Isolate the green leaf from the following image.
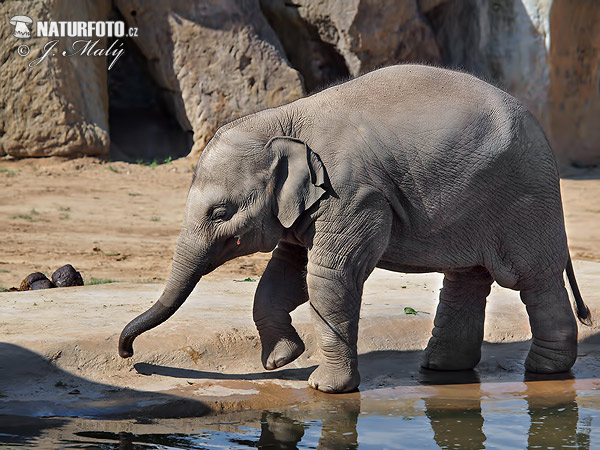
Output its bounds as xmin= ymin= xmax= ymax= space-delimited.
xmin=234 ymin=277 xmax=256 ymax=282
xmin=403 ymin=307 xmax=418 ymax=315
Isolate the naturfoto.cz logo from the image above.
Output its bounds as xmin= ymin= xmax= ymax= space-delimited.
xmin=9 ymin=15 xmax=138 ymax=70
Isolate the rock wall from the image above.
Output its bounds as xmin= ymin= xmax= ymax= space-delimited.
xmin=107 ymin=33 xmax=194 ymax=163
xmin=427 ymin=0 xmax=551 ymax=126
xmin=259 ymin=0 xmax=442 ymax=92
xmin=426 ymin=0 xmax=599 ymax=168
xmin=0 ymin=0 xmax=111 ymax=158
xmin=0 ymin=0 xmax=598 ymax=167
xmin=113 ymin=0 xmax=304 ymax=156
xmin=547 ymin=0 xmax=600 ymax=168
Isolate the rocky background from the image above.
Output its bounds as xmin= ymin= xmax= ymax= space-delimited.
xmin=0 ymin=0 xmax=598 ymax=170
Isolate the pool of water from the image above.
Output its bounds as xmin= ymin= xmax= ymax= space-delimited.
xmin=3 ymin=378 xmax=599 ymax=449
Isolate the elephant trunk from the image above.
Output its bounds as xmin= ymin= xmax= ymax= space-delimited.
xmin=119 ymin=231 xmax=209 ymax=358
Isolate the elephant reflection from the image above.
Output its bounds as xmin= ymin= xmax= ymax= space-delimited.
xmin=423 ymin=377 xmax=591 ymax=450
xmin=257 ymin=396 xmax=360 ymax=449
xmin=424 ymin=387 xmax=486 ymax=449
xmin=256 ymin=375 xmax=590 ymax=450
xmin=525 ymin=379 xmax=590 ymax=449
xmin=317 ymin=397 xmax=360 ymax=450
xmin=420 ymin=369 xmax=485 ymax=449
xmin=257 ymin=412 xmax=304 ymax=449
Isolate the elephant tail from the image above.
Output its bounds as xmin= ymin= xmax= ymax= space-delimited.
xmin=566 ymin=256 xmax=592 ymax=326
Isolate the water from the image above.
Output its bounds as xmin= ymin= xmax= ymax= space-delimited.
xmin=3 ymin=379 xmax=599 ymax=449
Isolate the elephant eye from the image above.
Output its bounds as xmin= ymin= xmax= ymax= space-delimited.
xmin=210 ymin=205 xmax=230 ymax=221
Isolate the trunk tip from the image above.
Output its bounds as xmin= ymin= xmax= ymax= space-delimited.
xmin=119 ymin=347 xmax=134 ymax=358
xmin=118 ymin=332 xmax=135 ymax=358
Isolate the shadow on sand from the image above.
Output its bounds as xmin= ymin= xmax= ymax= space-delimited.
xmin=133 ymin=361 xmax=315 ymax=382
xmin=0 ymin=342 xmax=211 ymax=446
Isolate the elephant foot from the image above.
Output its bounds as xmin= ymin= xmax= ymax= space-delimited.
xmin=261 ymin=331 xmax=305 ymax=370
xmin=421 ymin=268 xmax=491 ymax=371
xmin=421 ymin=335 xmax=482 ymax=371
xmin=524 ymin=337 xmax=577 ymax=374
xmin=520 ymin=285 xmax=578 ymax=374
xmin=307 ymin=361 xmax=360 ymax=393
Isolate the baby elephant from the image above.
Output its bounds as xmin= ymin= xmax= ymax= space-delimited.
xmin=119 ymin=65 xmax=590 ymax=393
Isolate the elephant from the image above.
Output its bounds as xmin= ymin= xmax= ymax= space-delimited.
xmin=118 ymin=64 xmax=590 ymax=393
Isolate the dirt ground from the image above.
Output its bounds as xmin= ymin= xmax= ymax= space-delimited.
xmin=0 ymin=157 xmax=271 ymax=290
xmin=1 ymin=156 xmax=599 ymax=290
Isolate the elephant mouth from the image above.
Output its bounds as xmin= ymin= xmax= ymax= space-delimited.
xmin=218 ymin=234 xmax=250 ymax=262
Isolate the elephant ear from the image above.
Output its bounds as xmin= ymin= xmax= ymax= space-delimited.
xmin=266 ymin=136 xmax=330 ymax=228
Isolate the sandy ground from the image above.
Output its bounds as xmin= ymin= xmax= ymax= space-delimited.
xmin=0 ymin=157 xmax=599 ymax=289
xmin=0 ymin=157 xmax=271 ymax=290
xmin=1 ymin=263 xmax=600 ymax=419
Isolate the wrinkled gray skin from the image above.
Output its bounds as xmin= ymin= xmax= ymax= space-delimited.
xmin=119 ymin=65 xmax=585 ymax=393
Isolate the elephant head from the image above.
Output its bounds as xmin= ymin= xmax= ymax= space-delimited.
xmin=118 ymin=130 xmax=330 ymax=358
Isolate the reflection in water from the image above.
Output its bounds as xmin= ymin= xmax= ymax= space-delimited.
xmin=421 ymin=369 xmax=486 ymax=449
xmin=256 ymin=395 xmax=360 ymax=449
xmin=6 ymin=380 xmax=600 ymax=448
xmin=257 ymin=412 xmax=304 ymax=449
xmin=526 ymin=380 xmax=590 ymax=450
xmin=73 ymin=430 xmax=203 ymax=449
xmin=420 ymin=377 xmax=594 ymax=450
xmin=318 ymin=396 xmax=360 ymax=449
xmin=0 ymin=416 xmax=68 ymax=447
xmin=66 ymin=400 xmax=360 ymax=449
xmin=424 ymin=387 xmax=486 ymax=449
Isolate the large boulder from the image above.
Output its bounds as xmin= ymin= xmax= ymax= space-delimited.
xmin=260 ymin=0 xmax=443 ymax=91
xmin=547 ymin=0 xmax=600 ymax=167
xmin=0 ymin=0 xmax=111 ymax=157
xmin=113 ymin=0 xmax=304 ymax=156
xmin=258 ymin=0 xmax=350 ymax=92
xmin=426 ymin=0 xmax=600 ymax=168
xmin=426 ymin=0 xmax=551 ymax=134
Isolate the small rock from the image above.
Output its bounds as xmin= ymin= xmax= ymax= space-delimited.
xmin=52 ymin=264 xmax=84 ymax=288
xmin=31 ymin=279 xmax=55 ymax=290
xmin=19 ymin=272 xmax=50 ymax=291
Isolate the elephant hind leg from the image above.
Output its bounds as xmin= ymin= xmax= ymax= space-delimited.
xmin=422 ymin=266 xmax=493 ymax=371
xmin=254 ymin=242 xmax=308 ymax=370
xmin=521 ymin=285 xmax=577 ymax=373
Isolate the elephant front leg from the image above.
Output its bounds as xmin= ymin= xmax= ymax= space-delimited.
xmin=253 ymin=241 xmax=308 ymax=370
xmin=303 ymin=191 xmax=391 ymax=393
xmin=306 ymin=262 xmax=363 ymax=393
xmin=422 ymin=267 xmax=493 ymax=371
